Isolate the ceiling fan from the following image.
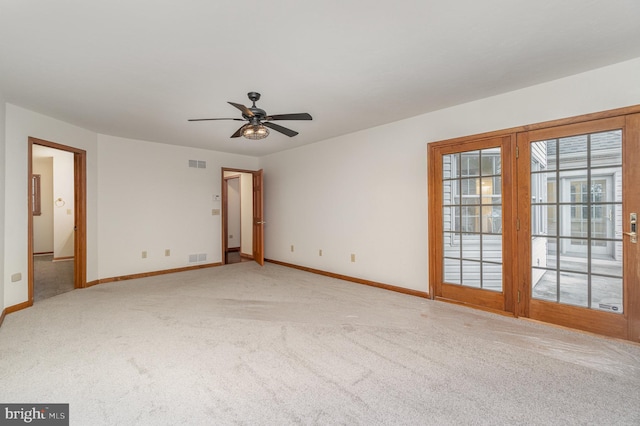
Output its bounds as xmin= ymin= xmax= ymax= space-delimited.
xmin=188 ymin=92 xmax=312 ymax=140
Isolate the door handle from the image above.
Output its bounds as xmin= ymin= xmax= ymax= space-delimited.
xmin=627 ymin=213 xmax=637 ymax=243
xmin=256 ymin=221 xmax=266 ymax=224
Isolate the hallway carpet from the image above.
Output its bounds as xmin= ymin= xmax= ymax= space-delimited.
xmin=33 ymin=254 xmax=74 ymax=302
xmin=1 ymin=262 xmax=639 ymax=425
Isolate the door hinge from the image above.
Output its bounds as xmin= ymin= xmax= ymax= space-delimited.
xmin=517 ymin=290 xmax=521 ymax=304
xmin=516 ymin=218 xmax=520 ymax=231
xmin=516 ymin=146 xmax=519 ymax=158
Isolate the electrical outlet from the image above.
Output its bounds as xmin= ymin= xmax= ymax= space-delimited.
xmin=319 ymin=249 xmax=323 ymax=256
xmin=11 ymin=273 xmax=21 ymax=282
xmin=165 ymin=249 xmax=170 ymax=257
xmin=351 ymin=253 xmax=356 ymax=262
xmin=290 ymin=245 xmax=294 ymax=252
xmin=142 ymin=251 xmax=147 ymax=259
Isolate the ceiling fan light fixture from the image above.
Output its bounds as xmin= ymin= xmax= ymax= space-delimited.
xmin=242 ymin=124 xmax=269 ymax=140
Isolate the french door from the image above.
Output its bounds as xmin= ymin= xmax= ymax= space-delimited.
xmin=429 ymin=110 xmax=640 ymax=341
xmin=517 ymin=115 xmax=640 ymax=340
xmin=429 ymin=135 xmax=516 ymax=313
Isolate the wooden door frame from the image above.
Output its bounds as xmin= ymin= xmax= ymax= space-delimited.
xmin=28 ymin=137 xmax=87 ymax=304
xmin=221 ymin=167 xmax=263 ymax=265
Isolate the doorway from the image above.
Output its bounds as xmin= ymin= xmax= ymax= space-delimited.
xmin=28 ymin=137 xmax=87 ymax=303
xmin=428 ymin=109 xmax=640 ymax=342
xmin=221 ymin=168 xmax=264 ymax=266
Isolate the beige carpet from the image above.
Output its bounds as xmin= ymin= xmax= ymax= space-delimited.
xmin=1 ymin=262 xmax=639 ymax=425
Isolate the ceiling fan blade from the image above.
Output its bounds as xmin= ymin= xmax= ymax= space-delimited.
xmin=231 ymin=124 xmax=247 ymax=138
xmin=228 ymin=102 xmax=254 ymax=117
xmin=188 ymin=118 xmax=245 ymax=122
xmin=266 ymin=113 xmax=312 ymax=121
xmin=263 ymin=121 xmax=299 ymax=137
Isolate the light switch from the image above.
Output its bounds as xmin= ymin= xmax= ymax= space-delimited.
xmin=212 ymin=209 xmax=220 ymax=215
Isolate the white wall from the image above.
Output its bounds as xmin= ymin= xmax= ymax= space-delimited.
xmin=3 ymin=104 xmax=99 ymax=307
xmin=0 ymin=95 xmax=6 ymax=311
xmin=52 ymin=150 xmax=74 ymax=258
xmin=97 ymin=135 xmax=259 ymax=278
xmin=260 ymin=57 xmax=640 ymax=293
xmin=32 ymin=156 xmax=54 ymax=253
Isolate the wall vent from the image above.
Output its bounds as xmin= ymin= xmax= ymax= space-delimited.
xmin=188 ymin=160 xmax=207 ymax=169
xmin=197 ymin=253 xmax=207 ymax=262
xmin=188 ymin=254 xmax=198 ymax=263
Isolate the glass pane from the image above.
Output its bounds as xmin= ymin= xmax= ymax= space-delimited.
xmin=559 ymin=272 xmax=588 ymax=307
xmin=482 ymin=262 xmax=502 ymax=292
xmin=559 ymin=135 xmax=588 ymax=169
xmin=559 ymin=248 xmax=588 ymax=273
xmin=443 ymin=206 xmax=460 ymax=232
xmin=531 ymin=172 xmax=555 ymax=203
xmin=532 ymin=204 xmax=556 ymax=237
xmin=481 ymin=177 xmax=501 ymax=205
xmin=591 ymin=130 xmax=622 ymax=168
xmin=482 ymin=234 xmax=502 ymax=262
xmin=532 ymin=236 xmax=556 ymax=269
xmin=462 ymin=233 xmax=481 ymax=260
xmin=461 ymin=151 xmax=480 ymax=177
xmin=443 ymin=154 xmax=459 ymax=179
xmin=461 ymin=178 xmax=480 ymax=204
xmin=443 ymin=233 xmax=460 ymax=258
xmin=461 ymin=206 xmax=480 ymax=232
xmin=558 ymin=171 xmax=588 ymax=203
xmin=591 ymin=204 xmax=617 ymax=240
xmin=461 ymin=260 xmax=481 ymax=288
xmin=481 ymin=205 xmax=502 ymax=234
xmin=532 ymin=268 xmax=557 ymax=302
xmin=531 ymin=140 xmax=555 ymax=171
xmin=546 ymin=139 xmax=558 ymax=170
xmin=443 ymin=180 xmax=459 ymax=205
xmin=591 ymin=248 xmax=622 ymax=277
xmin=481 ymin=148 xmax=501 ymax=176
xmin=591 ymin=276 xmax=623 ymax=314
xmin=559 ymin=206 xmax=588 ymax=239
xmin=444 ymin=258 xmax=461 ymax=284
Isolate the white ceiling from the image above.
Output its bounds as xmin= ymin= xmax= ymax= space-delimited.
xmin=2 ymin=1 xmax=640 ymax=157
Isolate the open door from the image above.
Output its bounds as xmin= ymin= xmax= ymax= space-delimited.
xmin=252 ymin=169 xmax=264 ymax=265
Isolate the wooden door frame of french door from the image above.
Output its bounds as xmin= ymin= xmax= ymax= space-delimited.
xmin=516 ymin=115 xmax=640 ymax=341
xmin=220 ymin=167 xmax=263 ymax=266
xmin=428 ymin=134 xmax=517 ymax=314
xmin=28 ymin=137 xmax=87 ymax=304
